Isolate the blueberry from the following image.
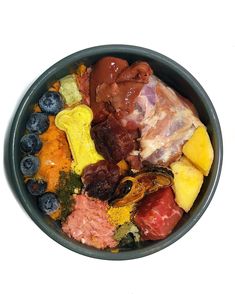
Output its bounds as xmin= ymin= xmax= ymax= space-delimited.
xmin=38 ymin=193 xmax=60 ymax=215
xmin=20 ymin=133 xmax=42 ymax=154
xmin=39 ymin=91 xmax=64 ymax=115
xmin=26 ymin=179 xmax=47 ymax=196
xmin=20 ymin=155 xmax=39 ymax=176
xmin=26 ymin=112 xmax=49 ymax=134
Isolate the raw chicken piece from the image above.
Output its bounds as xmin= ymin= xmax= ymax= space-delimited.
xmin=121 ymin=76 xmax=202 ymax=166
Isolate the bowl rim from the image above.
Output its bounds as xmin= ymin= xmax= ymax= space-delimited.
xmin=5 ymin=44 xmax=223 ymax=260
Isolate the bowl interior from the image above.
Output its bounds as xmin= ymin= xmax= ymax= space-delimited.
xmin=6 ymin=45 xmax=222 ymax=260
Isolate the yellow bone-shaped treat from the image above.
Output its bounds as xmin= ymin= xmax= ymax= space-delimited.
xmin=55 ymin=105 xmax=103 ymax=175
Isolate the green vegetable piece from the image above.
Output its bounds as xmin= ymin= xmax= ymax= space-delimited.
xmin=56 ymin=171 xmax=82 ymax=221
xmin=59 ymin=74 xmax=82 ymax=106
xmin=114 ymin=222 xmax=140 ymax=243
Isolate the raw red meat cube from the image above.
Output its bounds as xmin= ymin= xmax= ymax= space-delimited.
xmin=134 ymin=187 xmax=183 ymax=240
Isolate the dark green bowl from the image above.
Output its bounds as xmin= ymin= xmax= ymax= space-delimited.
xmin=5 ymin=45 xmax=223 ymax=260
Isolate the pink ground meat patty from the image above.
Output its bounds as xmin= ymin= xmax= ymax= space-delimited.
xmin=62 ymin=194 xmax=117 ymax=249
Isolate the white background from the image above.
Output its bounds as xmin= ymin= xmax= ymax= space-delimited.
xmin=1 ymin=0 xmax=234 ymax=293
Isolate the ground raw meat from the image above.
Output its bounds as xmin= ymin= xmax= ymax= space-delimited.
xmin=62 ymin=194 xmax=117 ymax=249
xmin=134 ymin=187 xmax=183 ymax=240
xmin=121 ymin=75 xmax=202 ymax=166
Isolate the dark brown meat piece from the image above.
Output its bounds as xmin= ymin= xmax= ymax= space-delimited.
xmin=126 ymin=154 xmax=142 ymax=171
xmin=89 ymin=58 xmax=153 ymax=123
xmin=90 ymin=57 xmax=128 ymax=123
xmin=82 ymin=160 xmax=120 ymax=201
xmin=96 ymin=81 xmax=144 ymax=119
xmin=116 ymin=61 xmax=153 ymax=83
xmin=91 ymin=115 xmax=135 ymax=163
xmin=95 ymin=62 xmax=153 ymax=120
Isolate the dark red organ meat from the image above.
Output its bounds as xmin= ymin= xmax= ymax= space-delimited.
xmin=116 ymin=61 xmax=153 ymax=83
xmin=91 ymin=115 xmax=135 ymax=163
xmin=89 ymin=57 xmax=152 ymax=123
xmin=90 ymin=57 xmax=128 ymax=123
xmin=96 ymin=81 xmax=144 ymax=118
xmin=82 ymin=160 xmax=120 ymax=200
xmin=134 ymin=187 xmax=183 ymax=240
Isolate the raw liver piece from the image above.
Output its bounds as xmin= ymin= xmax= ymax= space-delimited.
xmin=134 ymin=187 xmax=183 ymax=240
xmin=89 ymin=57 xmax=152 ymax=123
xmin=89 ymin=57 xmax=128 ymax=123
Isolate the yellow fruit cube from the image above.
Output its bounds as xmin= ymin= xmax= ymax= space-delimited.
xmin=183 ymin=126 xmax=214 ymax=176
xmin=170 ymin=157 xmax=204 ymax=212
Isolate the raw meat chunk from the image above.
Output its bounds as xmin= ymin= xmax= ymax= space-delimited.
xmin=122 ymin=76 xmax=202 ymax=166
xmin=134 ymin=187 xmax=183 ymax=240
xmin=89 ymin=57 xmax=152 ymax=123
xmin=91 ymin=115 xmax=134 ymax=163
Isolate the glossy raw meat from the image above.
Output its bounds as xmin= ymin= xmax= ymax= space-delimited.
xmin=89 ymin=57 xmax=152 ymax=123
xmin=134 ymin=187 xmax=183 ymax=240
xmin=91 ymin=115 xmax=135 ymax=163
xmin=121 ymin=76 xmax=202 ymax=166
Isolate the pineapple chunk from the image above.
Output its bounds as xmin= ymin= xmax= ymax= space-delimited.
xmin=183 ymin=126 xmax=214 ymax=176
xmin=170 ymin=157 xmax=204 ymax=212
